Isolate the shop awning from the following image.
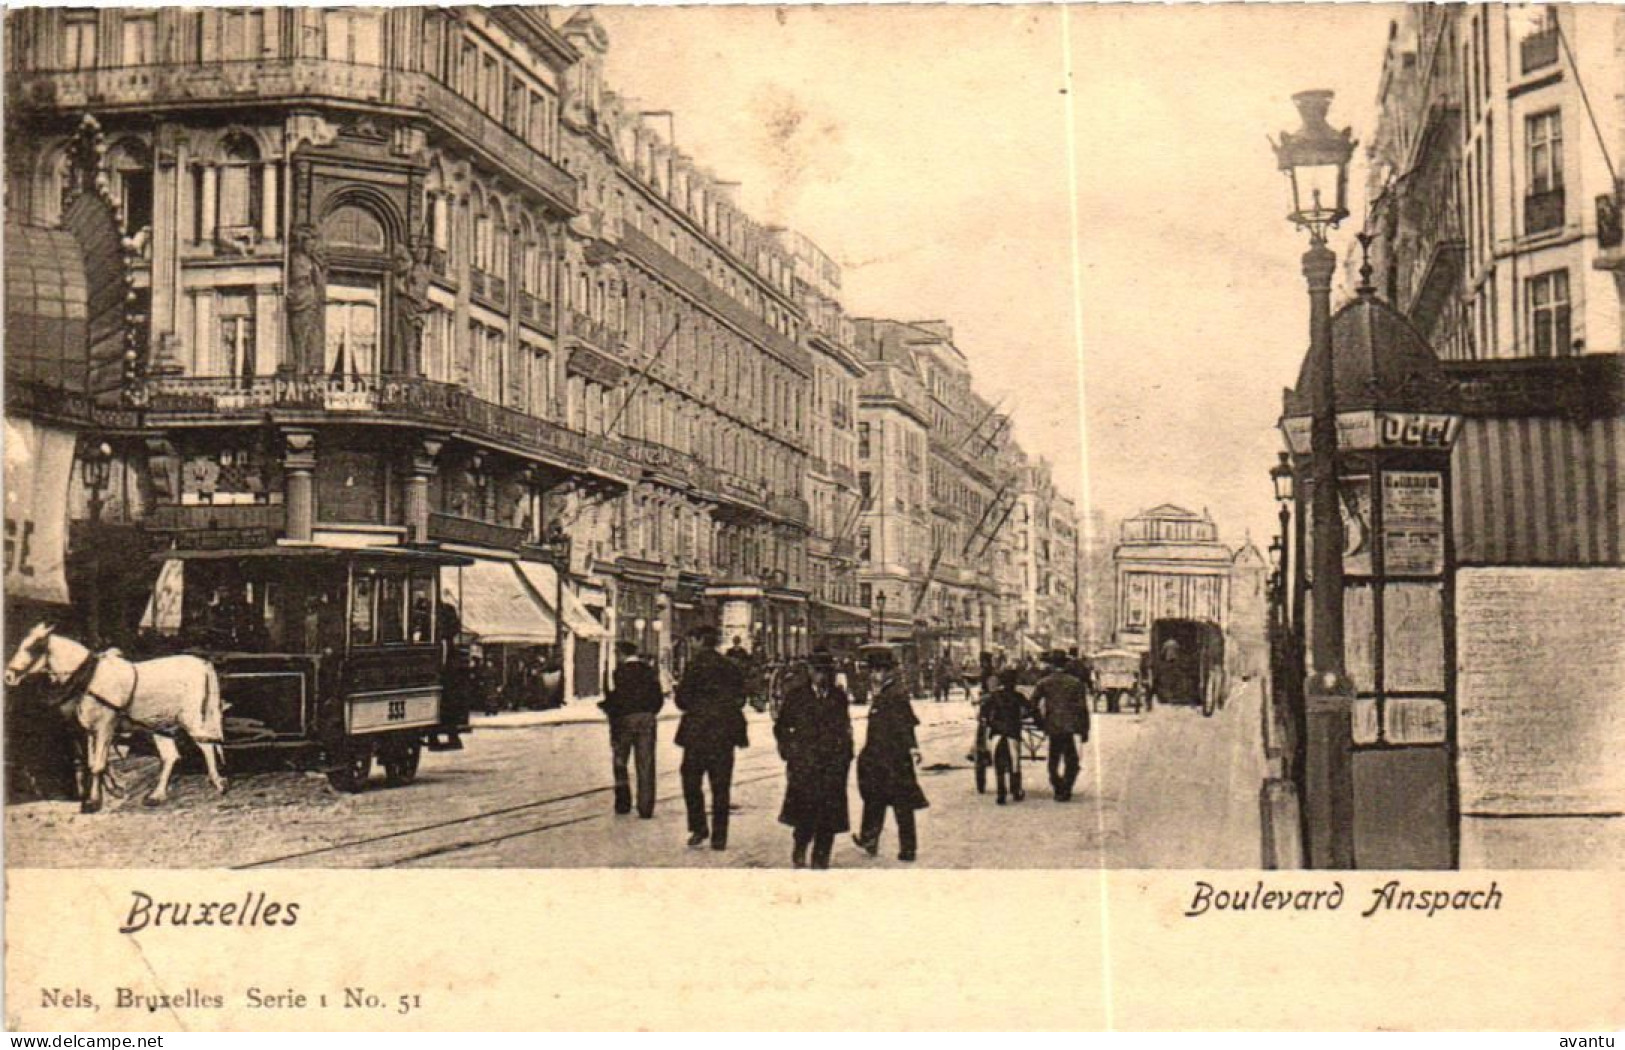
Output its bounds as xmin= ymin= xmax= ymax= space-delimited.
xmin=515 ymin=561 xmax=606 ymax=640
xmin=445 ymin=558 xmax=556 ymax=645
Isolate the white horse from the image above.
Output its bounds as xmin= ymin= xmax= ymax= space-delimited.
xmin=5 ymin=623 xmax=228 ymax=812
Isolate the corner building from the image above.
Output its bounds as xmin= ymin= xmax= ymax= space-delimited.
xmin=5 ymin=7 xmax=829 ymax=695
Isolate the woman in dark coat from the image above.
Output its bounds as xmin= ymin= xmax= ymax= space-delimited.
xmin=774 ymin=658 xmax=853 ymax=869
xmin=853 ymin=649 xmax=929 ymax=862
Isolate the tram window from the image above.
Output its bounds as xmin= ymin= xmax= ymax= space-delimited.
xmin=181 ymin=563 xmax=258 ymax=648
xmin=302 ymin=581 xmax=346 ymax=654
xmin=377 ymin=573 xmax=407 ymax=645
xmin=350 ymin=574 xmax=377 ymax=646
xmin=408 ymin=572 xmax=435 ymax=643
xmin=261 ymin=580 xmax=292 ymax=650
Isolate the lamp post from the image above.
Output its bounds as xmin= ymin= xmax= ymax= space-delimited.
xmin=1273 ymin=89 xmax=1356 ymax=868
xmin=541 ymin=521 xmax=573 ymax=699
xmin=874 ymin=591 xmax=887 ymax=645
xmin=1270 ymin=452 xmax=1294 ymax=627
xmin=80 ymin=441 xmax=113 ymax=646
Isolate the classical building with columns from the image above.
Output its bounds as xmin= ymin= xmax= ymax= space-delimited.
xmin=1111 ymin=504 xmax=1234 ymax=651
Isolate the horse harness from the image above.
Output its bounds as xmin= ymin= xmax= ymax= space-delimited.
xmin=57 ymin=646 xmax=142 ymax=714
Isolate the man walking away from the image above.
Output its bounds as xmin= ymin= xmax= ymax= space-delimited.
xmin=1032 ymin=650 xmax=1090 ymax=802
xmin=600 ymin=640 xmax=664 ymax=818
xmin=775 ymin=652 xmax=853 ymax=869
xmin=675 ymin=625 xmax=748 ymax=850
xmin=981 ymin=668 xmax=1028 ymax=805
xmin=854 ymin=645 xmax=929 ymax=862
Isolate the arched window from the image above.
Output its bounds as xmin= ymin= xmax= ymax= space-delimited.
xmin=322 ymin=203 xmax=386 ymax=252
xmin=473 ymin=211 xmax=492 ymax=276
xmin=489 ymin=199 xmax=509 ymax=282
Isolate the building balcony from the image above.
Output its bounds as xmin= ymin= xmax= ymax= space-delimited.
xmin=1525 ymin=187 xmax=1566 ymax=236
xmin=427 ymin=511 xmax=525 ymax=551
xmin=770 ymin=493 xmax=811 ymax=528
xmin=614 ymin=435 xmax=700 ymax=489
xmin=564 ymin=309 xmax=622 ymax=355
xmin=519 ymin=293 xmax=555 ymax=334
xmin=1403 ymin=235 xmax=1467 ymax=332
xmin=829 ymin=462 xmax=857 ymax=489
xmin=140 ymin=373 xmax=640 ymax=483
xmin=9 ymin=60 xmax=577 ymax=214
xmin=1520 ymin=28 xmax=1560 ymax=75
xmin=715 ymin=471 xmax=769 ymax=511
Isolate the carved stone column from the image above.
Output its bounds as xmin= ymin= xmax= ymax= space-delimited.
xmin=404 ymin=433 xmax=445 ymax=544
xmin=282 ymin=428 xmax=317 ymax=542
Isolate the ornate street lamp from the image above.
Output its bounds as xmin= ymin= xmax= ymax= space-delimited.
xmin=874 ymin=590 xmax=887 ymax=645
xmin=1273 ymin=89 xmax=1356 ymax=868
xmin=1270 ymin=451 xmax=1293 ymax=602
xmin=1273 ymin=89 xmax=1354 ymax=687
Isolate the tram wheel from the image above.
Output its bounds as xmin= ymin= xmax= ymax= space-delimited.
xmin=327 ymin=744 xmax=373 ymax=794
xmin=382 ymin=742 xmax=422 ymax=787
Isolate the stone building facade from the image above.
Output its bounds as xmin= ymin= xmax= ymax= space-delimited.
xmin=4 ymin=6 xmax=1077 ymax=691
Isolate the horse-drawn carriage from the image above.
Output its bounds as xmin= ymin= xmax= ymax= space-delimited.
xmin=1090 ymin=647 xmax=1147 ymax=714
xmin=146 ymin=544 xmax=474 ymax=792
xmin=1148 ymin=618 xmax=1227 ymax=717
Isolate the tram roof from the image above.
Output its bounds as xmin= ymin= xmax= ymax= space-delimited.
xmin=152 ymin=544 xmax=474 ymax=567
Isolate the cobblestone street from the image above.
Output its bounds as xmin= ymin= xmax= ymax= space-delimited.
xmin=6 ymin=681 xmax=1264 ymax=870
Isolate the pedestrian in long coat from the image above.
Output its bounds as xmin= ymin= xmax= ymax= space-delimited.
xmin=675 ymin=625 xmax=749 ymax=850
xmin=775 ymin=657 xmax=853 ymax=869
xmin=854 ymin=648 xmax=928 ymax=862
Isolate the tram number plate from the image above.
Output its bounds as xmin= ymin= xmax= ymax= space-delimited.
xmin=347 ymin=689 xmax=440 ymax=734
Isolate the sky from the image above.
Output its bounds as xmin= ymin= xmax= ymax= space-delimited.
xmin=590 ymin=3 xmax=1400 ymax=549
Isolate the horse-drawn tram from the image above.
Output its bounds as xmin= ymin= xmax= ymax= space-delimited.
xmin=145 ymin=544 xmax=474 ymax=792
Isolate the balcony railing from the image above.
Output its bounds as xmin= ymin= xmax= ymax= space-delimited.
xmin=427 ymin=512 xmax=525 ymax=551
xmin=146 ymin=503 xmax=286 ymax=537
xmin=564 ymin=309 xmax=623 ymax=354
xmin=1520 ymin=28 xmax=1559 ymax=74
xmin=716 ymin=471 xmax=769 ymax=508
xmin=141 ymin=373 xmax=640 ymax=482
xmin=10 ymin=60 xmax=576 ymax=212
xmin=770 ymin=493 xmax=811 ymax=527
xmin=615 ymin=436 xmax=702 ymax=487
xmin=519 ymin=293 xmax=555 ymax=333
xmin=1525 ymin=187 xmax=1566 ymax=236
